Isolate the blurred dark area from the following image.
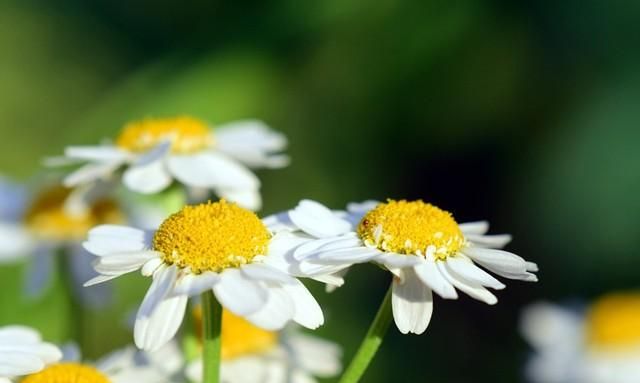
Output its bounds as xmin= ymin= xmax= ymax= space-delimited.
xmin=1 ymin=0 xmax=640 ymax=382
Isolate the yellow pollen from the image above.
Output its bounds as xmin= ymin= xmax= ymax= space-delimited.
xmin=357 ymin=199 xmax=465 ymax=259
xmin=153 ymin=200 xmax=270 ymax=273
xmin=586 ymin=292 xmax=640 ymax=349
xmin=193 ymin=307 xmax=278 ymax=360
xmin=22 ymin=363 xmax=110 ymax=383
xmin=24 ymin=186 xmax=123 ymax=241
xmin=116 ymin=116 xmax=214 ymax=154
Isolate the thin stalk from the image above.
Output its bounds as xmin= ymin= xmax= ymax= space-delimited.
xmin=57 ymin=249 xmax=84 ymax=347
xmin=201 ymin=290 xmax=223 ymax=383
xmin=338 ymin=284 xmax=394 ymax=383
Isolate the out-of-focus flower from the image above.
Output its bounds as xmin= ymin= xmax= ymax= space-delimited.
xmin=186 ymin=308 xmax=341 ymax=383
xmin=270 ymin=199 xmax=538 ymax=334
xmin=521 ymin=292 xmax=640 ymax=383
xmin=0 ymin=178 xmax=123 ymax=306
xmin=52 ymin=116 xmax=288 ymax=211
xmin=19 ymin=342 xmax=184 ymax=383
xmin=0 ymin=325 xmax=62 ymax=382
xmin=83 ymin=200 xmax=323 ymax=352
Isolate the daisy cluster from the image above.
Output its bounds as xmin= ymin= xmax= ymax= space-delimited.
xmin=1 ymin=115 xmax=540 ymax=382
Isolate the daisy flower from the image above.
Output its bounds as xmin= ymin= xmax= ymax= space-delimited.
xmin=19 ymin=342 xmax=184 ymax=383
xmin=521 ymin=293 xmax=640 ymax=383
xmin=0 ymin=325 xmax=62 ymax=382
xmin=54 ymin=116 xmax=288 ymax=211
xmin=0 ymin=178 xmax=123 ymax=305
xmin=276 ymin=199 xmax=538 ymax=334
xmin=83 ymin=200 xmax=324 ymax=352
xmin=186 ymin=308 xmax=342 ymax=383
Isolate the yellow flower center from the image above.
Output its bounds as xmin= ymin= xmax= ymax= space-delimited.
xmin=194 ymin=307 xmax=278 ymax=360
xmin=24 ymin=186 xmax=123 ymax=241
xmin=357 ymin=199 xmax=465 ymax=259
xmin=586 ymin=292 xmax=640 ymax=349
xmin=116 ymin=116 xmax=214 ymax=154
xmin=22 ymin=363 xmax=110 ymax=383
xmin=153 ymin=200 xmax=270 ymax=273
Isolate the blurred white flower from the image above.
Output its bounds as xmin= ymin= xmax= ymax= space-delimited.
xmin=0 ymin=325 xmax=62 ymax=382
xmin=268 ymin=199 xmax=538 ymax=334
xmin=51 ymin=116 xmax=288 ymax=211
xmin=186 ymin=309 xmax=341 ymax=383
xmin=83 ymin=200 xmax=323 ymax=352
xmin=521 ymin=293 xmax=640 ymax=383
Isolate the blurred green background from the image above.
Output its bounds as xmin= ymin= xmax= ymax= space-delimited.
xmin=1 ymin=0 xmax=640 ymax=382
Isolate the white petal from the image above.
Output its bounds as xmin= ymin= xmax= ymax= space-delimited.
xmin=0 ymin=354 xmax=44 ymax=376
xmin=294 ymin=235 xmax=355 ymax=259
xmin=215 ymin=119 xmax=288 ymax=168
xmin=526 ymin=261 xmax=539 ymax=272
xmin=375 ymin=253 xmax=424 ymax=269
xmin=213 ymin=269 xmax=268 ymax=316
xmin=458 ymin=221 xmax=489 ymax=235
xmin=84 ymin=274 xmax=120 ymax=287
xmin=134 ymin=141 xmax=171 ymax=166
xmin=123 ymin=159 xmax=172 ymax=194
xmin=92 ymin=251 xmax=158 ymax=276
xmin=281 ymin=279 xmax=324 ymax=329
xmin=241 ymin=264 xmax=295 ymax=284
xmin=287 ymin=333 xmax=342 ymax=377
xmin=296 ymin=260 xmax=351 ymax=277
xmin=245 ymin=285 xmax=295 ymax=330
xmin=308 ymin=247 xmax=380 ymax=265
xmin=413 ymin=261 xmax=458 ymax=299
xmin=64 ymin=161 xmax=123 ymax=187
xmin=141 ymin=258 xmax=164 ymax=277
xmin=85 ymin=225 xmax=147 ymax=256
xmin=391 ymin=271 xmax=433 ymax=334
xmin=167 ymin=152 xmax=259 ymax=189
xmin=137 ymin=266 xmax=178 ymax=318
xmin=462 ymin=247 xmax=527 ymax=274
xmin=445 ymin=255 xmax=505 ymax=290
xmin=0 ymin=223 xmax=33 ymax=261
xmin=438 ymin=261 xmax=497 ymax=305
xmin=172 ymin=272 xmax=220 ymax=296
xmin=64 ymin=145 xmax=130 ymax=161
xmin=519 ymin=302 xmax=583 ymax=351
xmin=134 ymin=294 xmax=188 ymax=352
xmin=465 ymin=234 xmax=512 ymax=249
xmin=288 ymin=200 xmax=352 ymax=238
xmin=0 ymin=326 xmax=40 ymax=343
xmin=215 ymin=187 xmax=261 ymax=211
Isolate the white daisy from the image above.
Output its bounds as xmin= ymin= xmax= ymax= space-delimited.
xmin=0 ymin=178 xmax=124 ymax=305
xmin=0 ymin=325 xmax=62 ymax=382
xmin=54 ymin=116 xmax=289 ymax=211
xmin=83 ymin=200 xmax=324 ymax=352
xmin=521 ymin=293 xmax=640 ymax=383
xmin=272 ymin=199 xmax=538 ymax=334
xmin=186 ymin=309 xmax=341 ymax=383
xmin=19 ymin=342 xmax=184 ymax=383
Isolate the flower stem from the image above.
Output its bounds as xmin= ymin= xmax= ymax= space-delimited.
xmin=338 ymin=284 xmax=394 ymax=383
xmin=201 ymin=290 xmax=223 ymax=383
xmin=57 ymin=249 xmax=84 ymax=348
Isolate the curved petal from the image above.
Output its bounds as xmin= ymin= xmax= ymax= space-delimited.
xmin=458 ymin=221 xmax=489 ymax=235
xmin=64 ymin=161 xmax=123 ymax=187
xmin=213 ymin=269 xmax=268 ymax=316
xmin=84 ymin=225 xmax=147 ymax=256
xmin=465 ymin=234 xmax=512 ymax=249
xmin=137 ymin=266 xmax=178 ymax=318
xmin=437 ymin=261 xmax=497 ymax=305
xmin=245 ymin=284 xmax=295 ymax=330
xmin=281 ymin=279 xmax=324 ymax=329
xmin=288 ymin=200 xmax=352 ymax=238
xmin=64 ymin=146 xmax=130 ymax=162
xmin=414 ymin=260 xmax=458 ymax=299
xmin=215 ymin=119 xmax=289 ymax=168
xmin=172 ymin=272 xmax=220 ymax=297
xmin=123 ymin=160 xmax=172 ymax=194
xmin=134 ymin=294 xmax=188 ymax=352
xmin=167 ymin=152 xmax=259 ymax=189
xmin=215 ymin=187 xmax=261 ymax=211
xmin=391 ymin=270 xmax=433 ymax=334
xmin=446 ymin=255 xmax=505 ymax=290
xmin=241 ymin=264 xmax=295 ymax=284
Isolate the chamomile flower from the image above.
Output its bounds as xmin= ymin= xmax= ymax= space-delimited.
xmin=0 ymin=325 xmax=62 ymax=382
xmin=186 ymin=309 xmax=341 ymax=383
xmin=54 ymin=116 xmax=288 ymax=211
xmin=0 ymin=178 xmax=123 ymax=305
xmin=521 ymin=293 xmax=640 ymax=383
xmin=20 ymin=342 xmax=184 ymax=383
xmin=83 ymin=200 xmax=324 ymax=352
xmin=276 ymin=199 xmax=538 ymax=334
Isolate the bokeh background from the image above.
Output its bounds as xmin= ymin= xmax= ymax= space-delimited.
xmin=1 ymin=1 xmax=640 ymax=382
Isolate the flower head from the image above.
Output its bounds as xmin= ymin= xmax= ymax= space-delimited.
xmin=84 ymin=200 xmax=323 ymax=352
xmin=53 ymin=116 xmax=289 ymax=210
xmin=268 ymin=198 xmax=538 ymax=334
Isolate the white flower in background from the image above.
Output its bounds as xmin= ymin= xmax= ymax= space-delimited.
xmin=273 ymin=199 xmax=538 ymax=334
xmin=0 ymin=325 xmax=62 ymax=382
xmin=54 ymin=116 xmax=289 ymax=211
xmin=0 ymin=178 xmax=123 ymax=306
xmin=83 ymin=200 xmax=324 ymax=352
xmin=186 ymin=309 xmax=341 ymax=383
xmin=521 ymin=293 xmax=640 ymax=383
xmin=18 ymin=342 xmax=183 ymax=383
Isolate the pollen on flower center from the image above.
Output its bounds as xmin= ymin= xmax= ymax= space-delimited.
xmin=153 ymin=200 xmax=270 ymax=273
xmin=22 ymin=363 xmax=110 ymax=383
xmin=116 ymin=116 xmax=214 ymax=154
xmin=194 ymin=307 xmax=277 ymax=360
xmin=357 ymin=199 xmax=465 ymax=259
xmin=24 ymin=186 xmax=123 ymax=241
xmin=586 ymin=292 xmax=640 ymax=349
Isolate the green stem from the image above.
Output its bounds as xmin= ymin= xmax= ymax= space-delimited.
xmin=201 ymin=291 xmax=223 ymax=383
xmin=338 ymin=284 xmax=394 ymax=383
xmin=57 ymin=249 xmax=84 ymax=348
